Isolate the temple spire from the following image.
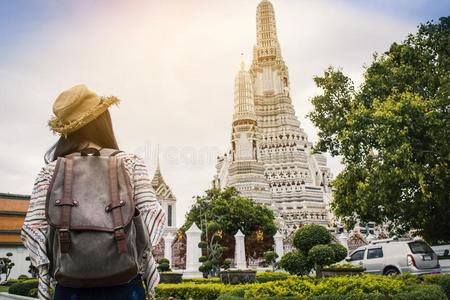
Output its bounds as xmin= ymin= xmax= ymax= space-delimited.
xmin=156 ymin=144 xmax=160 ymax=171
xmin=152 ymin=144 xmax=165 ymax=188
xmin=255 ymin=0 xmax=282 ymax=62
xmin=233 ymin=59 xmax=256 ymax=123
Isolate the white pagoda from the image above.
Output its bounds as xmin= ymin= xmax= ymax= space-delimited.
xmin=213 ymin=0 xmax=333 ymax=235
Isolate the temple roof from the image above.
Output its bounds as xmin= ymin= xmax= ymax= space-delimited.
xmin=151 ymin=158 xmax=176 ymax=201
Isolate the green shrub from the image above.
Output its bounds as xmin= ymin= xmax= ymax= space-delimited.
xmin=157 ymin=257 xmax=171 ymax=272
xmin=161 ymin=274 xmax=449 ymax=300
xmin=302 ymin=294 xmax=380 ymax=300
xmin=243 ymin=275 xmax=408 ymax=299
xmin=8 ymin=279 xmax=38 ymax=297
xmin=223 ymin=258 xmax=232 ymax=270
xmin=28 ymin=287 xmax=38 ymax=298
xmin=5 ymin=279 xmax=23 ymax=286
xmin=155 ymin=282 xmax=241 ymax=300
xmin=328 ymin=243 xmax=348 ymax=262
xmin=17 ymin=274 xmax=29 ymax=280
xmin=278 ymin=250 xmax=311 ymax=275
xmin=309 ymin=245 xmax=335 ymax=268
xmin=293 ymin=224 xmax=332 ymax=253
xmin=182 ymin=277 xmax=221 ymax=284
xmin=256 ymin=272 xmax=289 ymax=283
xmin=217 ymin=288 xmax=245 ymax=300
xmin=243 ymin=277 xmax=315 ymax=299
xmin=421 ymin=274 xmax=450 ymax=299
xmin=325 ymin=263 xmax=362 ymax=269
xmin=313 ymin=274 xmax=405 ymax=297
xmin=391 ymin=283 xmax=446 ymax=300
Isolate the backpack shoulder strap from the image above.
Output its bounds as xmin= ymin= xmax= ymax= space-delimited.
xmin=108 ymin=156 xmax=127 ymax=254
xmin=100 ymin=148 xmax=123 ymax=157
xmin=59 ymin=157 xmax=76 ymax=253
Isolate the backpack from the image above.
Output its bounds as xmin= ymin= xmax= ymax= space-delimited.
xmin=45 ymin=148 xmax=150 ymax=288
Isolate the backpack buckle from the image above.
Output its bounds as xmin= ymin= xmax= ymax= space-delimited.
xmin=113 ymin=226 xmax=127 ymax=253
xmin=113 ymin=226 xmax=124 ymax=231
xmin=59 ymin=228 xmax=71 ymax=253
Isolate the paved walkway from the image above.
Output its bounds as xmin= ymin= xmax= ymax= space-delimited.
xmin=0 ymin=293 xmax=34 ymax=300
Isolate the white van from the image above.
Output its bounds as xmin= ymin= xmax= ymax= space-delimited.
xmin=346 ymin=238 xmax=441 ymax=275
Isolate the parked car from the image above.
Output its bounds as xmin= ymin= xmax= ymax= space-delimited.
xmin=345 ymin=238 xmax=441 ymax=275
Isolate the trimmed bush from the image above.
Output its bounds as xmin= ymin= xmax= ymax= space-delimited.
xmin=243 ymin=277 xmax=316 ymax=299
xmin=5 ymin=279 xmax=23 ymax=286
xmin=391 ymin=283 xmax=446 ymax=300
xmin=157 ymin=257 xmax=171 ymax=272
xmin=307 ymin=295 xmax=383 ymax=300
xmin=309 ymin=245 xmax=335 ymax=267
xmin=182 ymin=277 xmax=221 ymax=284
xmin=314 ymin=275 xmax=405 ymax=297
xmin=328 ymin=243 xmax=348 ymax=262
xmin=278 ymin=250 xmax=311 ymax=275
xmin=243 ymin=275 xmax=407 ymax=299
xmin=422 ymin=274 xmax=450 ymax=299
xmin=28 ymin=288 xmax=38 ymax=298
xmin=162 ymin=274 xmax=449 ymax=300
xmin=217 ymin=288 xmax=245 ymax=300
xmin=256 ymin=272 xmax=289 ymax=283
xmin=17 ymin=274 xmax=29 ymax=280
xmin=8 ymin=279 xmax=38 ymax=297
xmin=293 ymin=224 xmax=332 ymax=253
xmin=155 ymin=282 xmax=241 ymax=300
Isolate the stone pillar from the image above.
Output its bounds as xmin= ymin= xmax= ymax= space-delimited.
xmin=234 ymin=229 xmax=247 ymax=269
xmin=274 ymin=231 xmax=284 ymax=261
xmin=184 ymin=223 xmax=202 ymax=278
xmin=164 ymin=232 xmax=175 ymax=268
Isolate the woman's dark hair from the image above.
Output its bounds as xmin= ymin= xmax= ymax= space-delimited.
xmin=45 ymin=110 xmax=119 ymax=163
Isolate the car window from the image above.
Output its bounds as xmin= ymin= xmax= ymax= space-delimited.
xmin=408 ymin=241 xmax=433 ymax=254
xmin=367 ymin=248 xmax=383 ymax=259
xmin=350 ymin=250 xmax=365 ymax=261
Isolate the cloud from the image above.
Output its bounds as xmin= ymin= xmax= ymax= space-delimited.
xmin=0 ymin=0 xmax=443 ymax=226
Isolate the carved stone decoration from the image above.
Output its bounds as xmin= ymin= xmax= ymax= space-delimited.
xmin=171 ymin=233 xmax=187 ymax=270
xmin=152 ymin=238 xmax=165 ymax=263
xmin=347 ymin=232 xmax=368 ymax=251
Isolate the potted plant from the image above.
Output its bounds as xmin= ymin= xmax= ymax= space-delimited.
xmin=157 ymin=258 xmax=182 ymax=283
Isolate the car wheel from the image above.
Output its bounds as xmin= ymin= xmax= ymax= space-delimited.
xmin=383 ymin=267 xmax=400 ymax=276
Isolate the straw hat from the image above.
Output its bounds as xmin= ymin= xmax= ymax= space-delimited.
xmin=48 ymin=84 xmax=120 ymax=135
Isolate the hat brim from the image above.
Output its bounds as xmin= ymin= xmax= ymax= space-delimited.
xmin=49 ymin=96 xmax=120 ymax=135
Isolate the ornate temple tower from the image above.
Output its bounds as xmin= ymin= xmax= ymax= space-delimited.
xmin=151 ymin=156 xmax=177 ymax=234
xmin=214 ymin=59 xmax=272 ymax=204
xmin=213 ymin=0 xmax=333 ymax=234
xmin=251 ymin=0 xmax=332 ymax=230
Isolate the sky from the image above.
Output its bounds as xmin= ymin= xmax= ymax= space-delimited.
xmin=0 ymin=0 xmax=448 ymax=227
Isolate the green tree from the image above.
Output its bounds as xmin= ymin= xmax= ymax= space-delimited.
xmin=198 ymin=221 xmax=228 ymax=277
xmin=328 ymin=243 xmax=348 ymax=262
xmin=0 ymin=252 xmax=15 ymax=281
xmin=308 ymin=16 xmax=450 ymax=243
xmin=157 ymin=258 xmax=171 ymax=273
xmin=278 ymin=250 xmax=310 ymax=276
xmin=183 ymin=187 xmax=277 ymax=259
xmin=263 ymin=250 xmax=279 ymax=271
xmin=279 ymin=225 xmax=347 ymax=277
xmin=293 ymin=224 xmax=332 ymax=253
xmin=308 ymin=245 xmax=335 ymax=278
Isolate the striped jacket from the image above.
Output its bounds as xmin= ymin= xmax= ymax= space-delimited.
xmin=21 ymin=153 xmax=165 ymax=300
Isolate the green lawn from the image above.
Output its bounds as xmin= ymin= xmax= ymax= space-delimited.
xmin=0 ymin=285 xmax=9 ymax=293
